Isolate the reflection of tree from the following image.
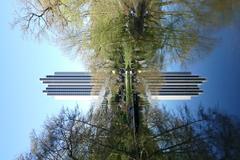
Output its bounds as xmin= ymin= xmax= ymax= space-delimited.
xmin=17 ymin=105 xmax=240 ymax=160
xmin=15 ymin=0 xmax=240 ymax=69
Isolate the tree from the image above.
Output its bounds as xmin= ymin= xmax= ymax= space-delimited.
xmin=17 ymin=104 xmax=240 ymax=160
xmin=15 ymin=0 xmax=240 ymax=70
xmin=17 ymin=107 xmax=95 ymax=160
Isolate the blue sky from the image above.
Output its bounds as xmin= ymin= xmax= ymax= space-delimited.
xmin=0 ymin=1 xmax=91 ymax=159
xmin=159 ymin=24 xmax=240 ymax=116
xmin=1 ymin=1 xmax=240 ymax=160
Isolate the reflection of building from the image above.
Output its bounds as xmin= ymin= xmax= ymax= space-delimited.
xmin=40 ymin=72 xmax=103 ymax=100
xmin=143 ymin=72 xmax=206 ymax=100
xmin=40 ymin=72 xmax=206 ymax=100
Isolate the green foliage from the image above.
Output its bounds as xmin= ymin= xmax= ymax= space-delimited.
xmin=16 ymin=0 xmax=240 ymax=70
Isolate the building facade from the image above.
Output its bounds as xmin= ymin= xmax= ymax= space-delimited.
xmin=40 ymin=72 xmax=206 ymax=100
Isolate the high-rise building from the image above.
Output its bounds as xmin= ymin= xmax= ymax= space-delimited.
xmin=40 ymin=72 xmax=206 ymax=100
